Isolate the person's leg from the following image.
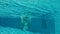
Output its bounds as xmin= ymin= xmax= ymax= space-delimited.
xmin=21 ymin=16 xmax=30 ymax=31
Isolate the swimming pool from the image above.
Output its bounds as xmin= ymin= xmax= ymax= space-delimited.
xmin=0 ymin=0 xmax=60 ymax=34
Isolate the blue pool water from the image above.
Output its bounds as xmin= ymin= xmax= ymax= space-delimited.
xmin=0 ymin=0 xmax=60 ymax=34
